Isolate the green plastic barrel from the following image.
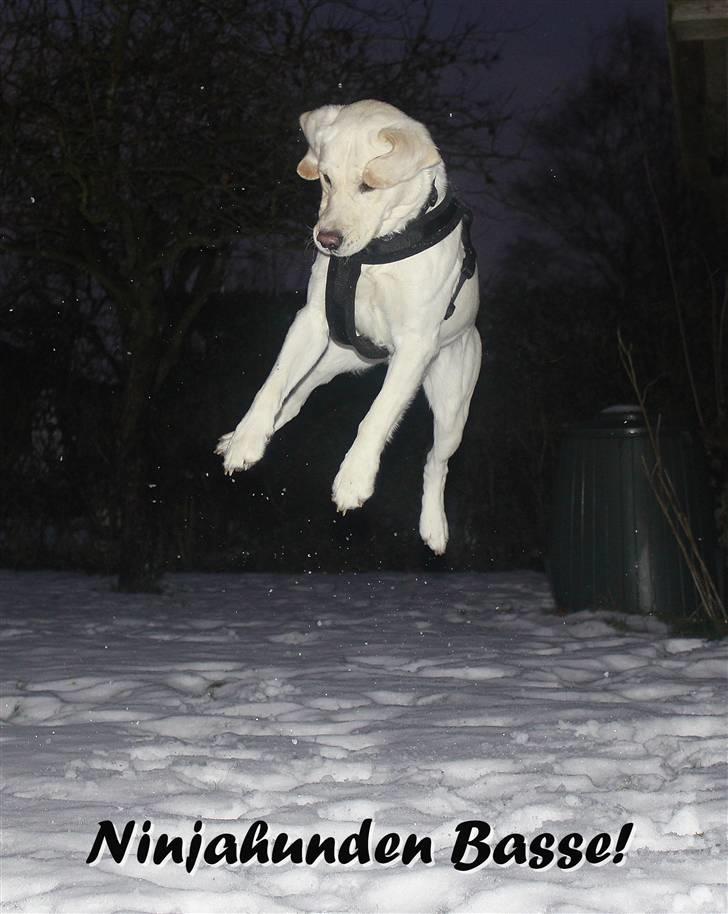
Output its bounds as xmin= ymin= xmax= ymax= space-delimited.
xmin=549 ymin=405 xmax=721 ymax=617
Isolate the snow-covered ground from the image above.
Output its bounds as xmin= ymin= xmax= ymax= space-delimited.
xmin=0 ymin=570 xmax=726 ymax=914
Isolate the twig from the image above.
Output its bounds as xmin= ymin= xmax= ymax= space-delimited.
xmin=618 ymin=330 xmax=726 ymax=630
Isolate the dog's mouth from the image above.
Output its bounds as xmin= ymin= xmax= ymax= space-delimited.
xmin=315 ymin=242 xmax=345 ymax=257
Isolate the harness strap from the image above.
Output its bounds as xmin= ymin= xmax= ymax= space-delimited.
xmin=326 ymin=257 xmax=377 ymax=358
xmin=444 ymin=206 xmax=476 ymax=320
xmin=325 ymin=184 xmax=476 ymax=360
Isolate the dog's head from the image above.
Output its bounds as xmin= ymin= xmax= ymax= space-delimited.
xmin=297 ymin=100 xmax=443 ymax=257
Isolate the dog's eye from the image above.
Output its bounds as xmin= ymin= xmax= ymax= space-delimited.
xmin=322 ymin=173 xmax=332 ymax=187
xmin=359 ymin=181 xmax=375 ymax=193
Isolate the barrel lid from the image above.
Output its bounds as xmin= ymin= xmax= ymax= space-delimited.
xmin=589 ymin=405 xmax=645 ymax=428
xmin=566 ymin=405 xmax=664 ymax=438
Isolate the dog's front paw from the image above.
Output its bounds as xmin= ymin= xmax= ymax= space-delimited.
xmin=216 ymin=420 xmax=269 ymax=475
xmin=332 ymin=449 xmax=378 ymax=513
xmin=214 ymin=432 xmax=234 ymax=457
xmin=419 ymin=507 xmax=449 ymax=555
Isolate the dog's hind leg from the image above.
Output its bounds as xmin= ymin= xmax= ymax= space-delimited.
xmin=273 ymin=343 xmax=375 ymax=433
xmin=420 ymin=327 xmax=482 ymax=554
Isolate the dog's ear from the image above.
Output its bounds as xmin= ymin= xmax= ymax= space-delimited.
xmin=296 ymin=105 xmax=342 ymax=180
xmin=363 ymin=123 xmax=441 ymax=188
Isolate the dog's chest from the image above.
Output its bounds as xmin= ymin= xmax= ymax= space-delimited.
xmin=351 ymin=264 xmax=411 ymax=349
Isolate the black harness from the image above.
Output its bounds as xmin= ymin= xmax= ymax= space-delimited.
xmin=324 ymin=184 xmax=477 ymax=360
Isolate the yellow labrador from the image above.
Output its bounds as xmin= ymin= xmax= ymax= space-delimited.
xmin=216 ymin=100 xmax=481 ymax=554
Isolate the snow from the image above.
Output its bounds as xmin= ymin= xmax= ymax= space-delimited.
xmin=1 ymin=569 xmax=726 ymax=913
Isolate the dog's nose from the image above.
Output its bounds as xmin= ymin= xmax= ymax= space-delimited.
xmin=317 ymin=229 xmax=343 ymax=251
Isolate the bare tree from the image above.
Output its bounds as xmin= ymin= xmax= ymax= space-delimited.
xmin=1 ymin=0 xmax=508 ymax=588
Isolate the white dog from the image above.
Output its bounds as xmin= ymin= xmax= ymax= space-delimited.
xmin=216 ymin=99 xmax=481 ymax=554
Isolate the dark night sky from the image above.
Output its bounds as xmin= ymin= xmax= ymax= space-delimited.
xmin=444 ymin=0 xmax=668 ymax=269
xmin=482 ymin=0 xmax=666 ymax=102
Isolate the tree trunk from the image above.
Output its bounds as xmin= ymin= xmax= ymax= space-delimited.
xmin=115 ymin=311 xmax=165 ymax=592
xmin=117 ymin=434 xmax=163 ymax=592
